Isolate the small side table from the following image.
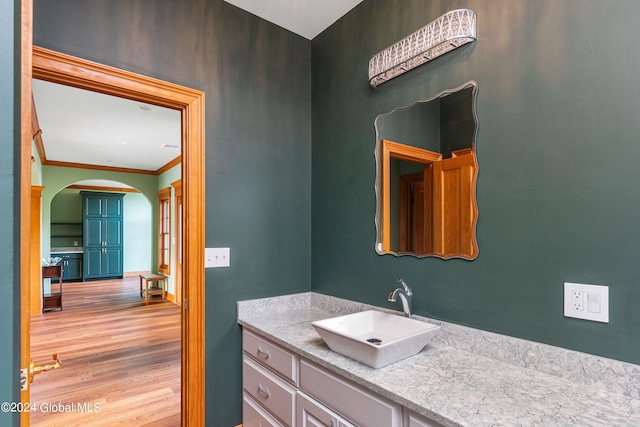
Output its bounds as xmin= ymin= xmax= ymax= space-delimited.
xmin=139 ymin=273 xmax=167 ymax=305
xmin=42 ymin=265 xmax=63 ymax=312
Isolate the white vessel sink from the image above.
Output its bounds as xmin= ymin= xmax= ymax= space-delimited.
xmin=311 ymin=310 xmax=440 ymax=368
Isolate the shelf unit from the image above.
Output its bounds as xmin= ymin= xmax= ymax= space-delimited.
xmin=50 ymin=222 xmax=83 ymax=237
xmin=42 ymin=265 xmax=63 ymax=312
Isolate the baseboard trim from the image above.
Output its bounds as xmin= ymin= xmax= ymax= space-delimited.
xmin=124 ymin=270 xmax=151 ymax=277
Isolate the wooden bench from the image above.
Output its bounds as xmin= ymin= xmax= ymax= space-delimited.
xmin=139 ymin=273 xmax=167 ymax=305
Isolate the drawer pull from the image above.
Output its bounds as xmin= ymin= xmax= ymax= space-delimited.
xmin=256 ymin=347 xmax=270 ymax=359
xmin=257 ymin=384 xmax=270 ymax=398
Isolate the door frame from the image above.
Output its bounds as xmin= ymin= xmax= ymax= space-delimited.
xmin=20 ymin=12 xmax=206 ymax=425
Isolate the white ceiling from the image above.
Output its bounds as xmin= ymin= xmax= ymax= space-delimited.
xmin=224 ymin=0 xmax=363 ymax=40
xmin=32 ymin=2 xmax=360 ymax=173
xmin=32 ymin=79 xmax=181 ymax=172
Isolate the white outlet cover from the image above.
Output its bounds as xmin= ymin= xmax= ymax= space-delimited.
xmin=564 ymin=282 xmax=609 ymax=323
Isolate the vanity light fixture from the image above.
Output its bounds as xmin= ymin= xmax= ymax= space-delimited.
xmin=368 ymin=9 xmax=477 ymax=88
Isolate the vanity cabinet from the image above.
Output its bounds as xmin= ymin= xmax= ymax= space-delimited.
xmin=242 ymin=328 xmax=409 ymax=427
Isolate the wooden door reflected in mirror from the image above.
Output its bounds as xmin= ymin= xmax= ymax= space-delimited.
xmin=375 ymin=82 xmax=479 ymax=259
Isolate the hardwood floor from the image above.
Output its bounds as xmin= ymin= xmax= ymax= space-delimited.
xmin=30 ymin=277 xmax=181 ymax=426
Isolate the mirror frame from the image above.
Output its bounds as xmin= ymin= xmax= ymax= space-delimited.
xmin=374 ymin=80 xmax=479 ymax=259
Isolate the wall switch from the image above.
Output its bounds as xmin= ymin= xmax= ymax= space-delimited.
xmin=205 ymin=247 xmax=230 ymax=268
xmin=564 ymin=282 xmax=609 ymax=323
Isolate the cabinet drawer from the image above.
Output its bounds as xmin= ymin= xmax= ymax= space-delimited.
xmin=243 ymin=356 xmax=296 ymax=427
xmin=300 ymin=360 xmax=402 ymax=427
xmin=404 ymin=409 xmax=446 ymax=427
xmin=243 ymin=393 xmax=285 ymax=427
xmin=243 ymin=329 xmax=298 ymax=384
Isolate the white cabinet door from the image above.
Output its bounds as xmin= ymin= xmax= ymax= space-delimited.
xmin=297 ymin=392 xmax=355 ymax=427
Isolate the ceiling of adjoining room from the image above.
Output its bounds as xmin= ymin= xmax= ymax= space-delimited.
xmin=224 ymin=0 xmax=363 ymax=40
xmin=32 ymin=2 xmax=362 ymax=172
xmin=32 ymin=79 xmax=182 ymax=172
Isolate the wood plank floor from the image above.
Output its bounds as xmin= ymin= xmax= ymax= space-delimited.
xmin=30 ymin=277 xmax=181 ymax=426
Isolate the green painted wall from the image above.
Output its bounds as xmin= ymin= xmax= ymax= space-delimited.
xmin=32 ymin=140 xmax=43 ymax=185
xmin=122 ymin=192 xmax=153 ymax=273
xmin=33 ymin=1 xmax=312 ymax=424
xmin=311 ymin=0 xmax=640 ymax=365
xmin=1 ymin=0 xmax=20 ymax=423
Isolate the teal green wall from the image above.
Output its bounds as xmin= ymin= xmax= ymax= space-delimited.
xmin=312 ymin=0 xmax=640 ymax=365
xmin=33 ymin=1 xmax=312 ymax=424
xmin=1 ymin=0 xmax=20 ymax=423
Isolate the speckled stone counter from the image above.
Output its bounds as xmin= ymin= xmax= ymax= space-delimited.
xmin=237 ymin=292 xmax=640 ymax=427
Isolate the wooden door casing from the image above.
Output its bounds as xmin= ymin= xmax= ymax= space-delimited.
xmin=22 ymin=43 xmax=206 ymax=426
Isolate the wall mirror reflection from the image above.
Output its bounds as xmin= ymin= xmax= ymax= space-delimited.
xmin=374 ymin=81 xmax=479 ymax=259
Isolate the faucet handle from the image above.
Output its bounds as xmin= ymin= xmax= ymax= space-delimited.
xmin=397 ymin=278 xmax=412 ymax=295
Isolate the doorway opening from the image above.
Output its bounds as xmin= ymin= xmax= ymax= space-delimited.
xmin=22 ymin=46 xmax=205 ymax=425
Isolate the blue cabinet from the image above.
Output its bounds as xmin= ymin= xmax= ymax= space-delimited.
xmin=81 ymin=192 xmax=125 ymax=280
xmin=59 ymin=252 xmax=83 ymax=281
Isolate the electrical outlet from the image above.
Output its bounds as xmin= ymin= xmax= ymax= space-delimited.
xmin=564 ymin=282 xmax=609 ymax=323
xmin=205 ymin=247 xmax=230 ymax=268
xmin=571 ymin=290 xmax=584 ymax=311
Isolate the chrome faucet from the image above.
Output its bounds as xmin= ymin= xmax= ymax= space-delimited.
xmin=388 ymin=279 xmax=413 ymax=317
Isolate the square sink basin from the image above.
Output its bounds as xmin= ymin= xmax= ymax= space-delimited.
xmin=311 ymin=310 xmax=440 ymax=368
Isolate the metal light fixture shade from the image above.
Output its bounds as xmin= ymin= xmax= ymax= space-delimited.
xmin=368 ymin=9 xmax=477 ymax=88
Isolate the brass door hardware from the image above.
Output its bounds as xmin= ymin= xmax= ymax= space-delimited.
xmin=29 ymin=353 xmax=62 ymax=383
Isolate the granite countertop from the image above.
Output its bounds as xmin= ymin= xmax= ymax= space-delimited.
xmin=238 ymin=293 xmax=640 ymax=427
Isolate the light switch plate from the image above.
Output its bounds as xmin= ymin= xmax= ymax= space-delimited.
xmin=205 ymin=247 xmax=230 ymax=268
xmin=564 ymin=282 xmax=609 ymax=323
